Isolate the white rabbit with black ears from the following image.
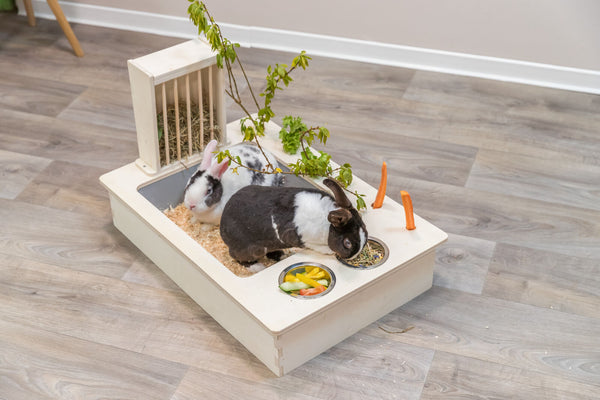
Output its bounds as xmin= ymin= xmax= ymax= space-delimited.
xmin=220 ymin=178 xmax=368 ymax=263
xmin=183 ymin=139 xmax=283 ymax=224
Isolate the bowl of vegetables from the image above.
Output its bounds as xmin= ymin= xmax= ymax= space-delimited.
xmin=337 ymin=237 xmax=389 ymax=269
xmin=278 ymin=262 xmax=335 ymax=298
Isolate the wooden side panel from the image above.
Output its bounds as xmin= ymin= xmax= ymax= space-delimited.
xmin=106 ymin=193 xmax=282 ymax=375
xmin=127 ymin=60 xmax=160 ymax=174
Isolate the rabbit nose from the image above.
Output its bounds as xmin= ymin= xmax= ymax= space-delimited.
xmin=189 ymin=204 xmax=196 ymax=210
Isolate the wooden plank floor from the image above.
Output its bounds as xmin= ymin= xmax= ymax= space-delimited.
xmin=1 ymin=14 xmax=599 ymax=400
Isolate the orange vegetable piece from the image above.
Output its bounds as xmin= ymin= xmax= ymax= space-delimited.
xmin=401 ymin=190 xmax=416 ymax=230
xmin=372 ymin=161 xmax=387 ymax=209
xmin=299 ymin=286 xmax=327 ymax=296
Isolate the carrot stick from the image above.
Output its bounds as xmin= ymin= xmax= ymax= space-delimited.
xmin=400 ymin=190 xmax=416 ymax=230
xmin=371 ymin=161 xmax=387 ymax=208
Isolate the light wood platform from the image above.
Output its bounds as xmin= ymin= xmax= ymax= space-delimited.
xmin=1 ymin=15 xmax=599 ymax=399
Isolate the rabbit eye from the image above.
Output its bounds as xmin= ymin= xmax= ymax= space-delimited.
xmin=206 ymin=187 xmax=213 ymax=196
xmin=343 ymin=238 xmax=352 ymax=249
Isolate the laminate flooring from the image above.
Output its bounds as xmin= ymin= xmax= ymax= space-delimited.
xmin=1 ymin=14 xmax=599 ymax=400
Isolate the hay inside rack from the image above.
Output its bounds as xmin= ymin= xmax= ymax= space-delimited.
xmin=157 ymin=101 xmax=220 ymax=167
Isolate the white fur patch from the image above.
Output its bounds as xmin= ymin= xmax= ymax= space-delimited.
xmin=247 ymin=263 xmax=267 ymax=273
xmin=347 ymin=228 xmax=367 ymax=260
xmin=293 ymin=192 xmax=336 ymax=251
xmin=271 ymin=215 xmax=282 ymax=243
xmin=360 ymin=229 xmax=367 ymax=249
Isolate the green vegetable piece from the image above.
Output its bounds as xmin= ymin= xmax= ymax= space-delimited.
xmin=279 ymin=279 xmax=329 ymax=292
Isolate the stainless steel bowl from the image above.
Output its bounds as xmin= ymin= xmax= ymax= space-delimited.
xmin=336 ymin=236 xmax=389 ymax=269
xmin=278 ymin=262 xmax=335 ymax=299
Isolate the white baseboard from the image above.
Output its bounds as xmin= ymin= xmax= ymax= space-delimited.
xmin=17 ymin=0 xmax=600 ymax=94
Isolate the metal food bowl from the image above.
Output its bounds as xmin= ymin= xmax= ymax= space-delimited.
xmin=278 ymin=262 xmax=335 ymax=299
xmin=337 ymin=236 xmax=389 ymax=269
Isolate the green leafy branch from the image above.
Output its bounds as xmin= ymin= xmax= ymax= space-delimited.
xmin=187 ymin=0 xmax=365 ymax=209
xmin=279 ymin=116 xmax=366 ymax=209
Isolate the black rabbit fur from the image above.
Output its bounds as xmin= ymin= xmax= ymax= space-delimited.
xmin=220 ymin=178 xmax=368 ymax=263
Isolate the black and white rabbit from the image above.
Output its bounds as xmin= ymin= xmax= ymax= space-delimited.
xmin=183 ymin=139 xmax=283 ymax=224
xmin=220 ymin=178 xmax=368 ymax=263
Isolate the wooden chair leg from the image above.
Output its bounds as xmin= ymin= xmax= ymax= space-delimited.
xmin=23 ymin=0 xmax=36 ymax=26
xmin=46 ymin=0 xmax=84 ymax=57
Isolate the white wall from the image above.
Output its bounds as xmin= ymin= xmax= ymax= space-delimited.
xmin=66 ymin=0 xmax=600 ymax=71
xmin=18 ymin=0 xmax=600 ymax=92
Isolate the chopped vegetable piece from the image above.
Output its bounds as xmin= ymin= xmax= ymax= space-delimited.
xmin=372 ymin=162 xmax=387 ymax=209
xmin=295 ymin=273 xmax=324 ymax=289
xmin=401 ymin=190 xmax=416 ymax=230
xmin=299 ymin=286 xmax=327 ymax=296
xmin=304 ymin=267 xmax=324 ymax=279
xmin=284 ymin=274 xmax=299 ymax=283
xmin=309 ymin=271 xmax=325 ymax=279
xmin=304 ymin=266 xmax=317 ymax=274
xmin=279 ymin=279 xmax=329 ymax=292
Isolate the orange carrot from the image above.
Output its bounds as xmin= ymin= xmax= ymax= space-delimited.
xmin=400 ymin=190 xmax=416 ymax=230
xmin=371 ymin=161 xmax=387 ymax=208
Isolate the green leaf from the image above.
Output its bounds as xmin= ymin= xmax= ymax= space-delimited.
xmin=258 ymin=106 xmax=275 ymax=122
xmin=226 ymin=44 xmax=236 ymax=63
xmin=356 ymin=194 xmax=367 ymax=210
xmin=334 ymin=163 xmax=354 ymax=188
xmin=294 ymin=51 xmax=311 ymax=70
xmin=255 ymin=123 xmax=265 ymax=136
xmin=318 ymin=127 xmax=329 ymax=145
xmin=279 ymin=115 xmax=306 ymax=154
xmin=277 ymin=64 xmax=287 ymax=77
xmin=240 ymin=118 xmax=256 ymax=141
xmin=216 ymin=150 xmax=229 ymax=163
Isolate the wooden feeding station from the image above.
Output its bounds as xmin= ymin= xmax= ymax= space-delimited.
xmin=100 ymin=39 xmax=447 ymax=376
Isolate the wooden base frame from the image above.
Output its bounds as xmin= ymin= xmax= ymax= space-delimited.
xmin=100 ymin=119 xmax=447 ymax=376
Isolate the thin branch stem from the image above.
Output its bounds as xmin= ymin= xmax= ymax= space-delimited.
xmin=190 ymin=1 xmax=365 ymax=208
xmin=236 ymin=56 xmax=260 ymax=110
xmin=226 ymin=155 xmax=285 ymax=175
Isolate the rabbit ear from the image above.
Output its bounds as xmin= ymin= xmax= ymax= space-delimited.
xmin=200 ymin=140 xmax=218 ymax=170
xmin=328 ymin=208 xmax=352 ymax=228
xmin=210 ymin=158 xmax=229 ymax=179
xmin=323 ymin=178 xmax=352 ymax=209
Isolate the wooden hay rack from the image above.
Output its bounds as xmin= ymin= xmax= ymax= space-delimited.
xmin=127 ymin=38 xmax=226 ymax=175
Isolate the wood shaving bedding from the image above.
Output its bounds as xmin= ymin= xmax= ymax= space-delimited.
xmin=164 ymin=204 xmax=291 ymax=277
